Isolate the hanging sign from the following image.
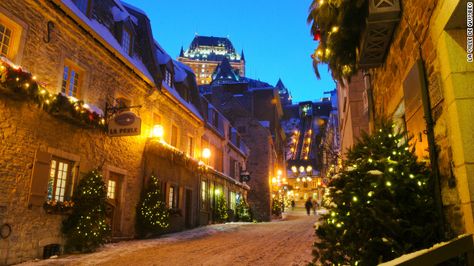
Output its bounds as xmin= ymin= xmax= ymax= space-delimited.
xmin=108 ymin=111 xmax=141 ymax=137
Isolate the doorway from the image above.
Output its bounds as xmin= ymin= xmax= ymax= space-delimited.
xmin=185 ymin=189 xmax=193 ymax=228
xmin=106 ymin=172 xmax=123 ymax=236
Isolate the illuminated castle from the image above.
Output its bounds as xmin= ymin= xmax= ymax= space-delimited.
xmin=178 ymin=35 xmax=245 ymax=85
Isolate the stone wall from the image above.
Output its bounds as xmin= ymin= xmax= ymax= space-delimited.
xmin=369 ymin=0 xmax=474 ymax=235
xmin=0 ymin=0 xmax=203 ymax=264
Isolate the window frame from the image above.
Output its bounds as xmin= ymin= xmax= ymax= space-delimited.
xmin=48 ymin=157 xmax=74 ymax=202
xmin=187 ymin=135 xmax=194 ymax=157
xmin=122 ymin=26 xmax=133 ymax=56
xmin=168 ymin=185 xmax=178 ymax=209
xmin=61 ymin=61 xmax=83 ymax=98
xmin=74 ymin=0 xmax=93 ymax=17
xmin=170 ymin=124 xmax=179 ymax=147
xmin=0 ymin=10 xmax=26 ymax=63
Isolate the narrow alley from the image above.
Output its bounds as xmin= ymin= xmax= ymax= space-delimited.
xmin=18 ymin=210 xmax=318 ymax=266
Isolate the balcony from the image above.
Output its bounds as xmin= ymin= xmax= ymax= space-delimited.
xmin=359 ymin=0 xmax=401 ymax=68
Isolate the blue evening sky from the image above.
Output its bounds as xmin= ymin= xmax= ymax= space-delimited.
xmin=123 ymin=0 xmax=336 ymax=103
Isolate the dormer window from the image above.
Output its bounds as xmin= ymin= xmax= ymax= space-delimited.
xmin=73 ymin=0 xmax=92 ymax=17
xmin=122 ymin=27 xmax=133 ymax=56
xmin=165 ymin=69 xmax=172 ymax=87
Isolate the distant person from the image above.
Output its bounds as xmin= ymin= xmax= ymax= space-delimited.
xmin=305 ymin=197 xmax=313 ymax=216
xmin=291 ymin=199 xmax=295 ymax=210
xmin=312 ymin=199 xmax=319 ymax=215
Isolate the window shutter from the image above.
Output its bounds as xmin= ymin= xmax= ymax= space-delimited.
xmin=28 ymin=150 xmax=51 ymax=207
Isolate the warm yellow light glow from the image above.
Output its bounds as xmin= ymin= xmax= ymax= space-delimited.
xmin=299 ymin=166 xmax=305 ymax=173
xmin=307 ymin=177 xmax=312 ymax=182
xmin=277 ymin=170 xmax=282 ymax=176
xmin=332 ymin=26 xmax=339 ymax=33
xmin=202 ymin=148 xmax=211 ymax=159
xmin=306 ymin=166 xmax=313 ymax=172
xmin=296 ymin=178 xmax=301 ymax=182
xmin=215 ymin=188 xmax=220 ymax=195
xmin=272 ymin=177 xmax=277 ymax=183
xmin=302 ymin=177 xmax=306 ymax=182
xmin=283 ymin=178 xmax=287 ymax=183
xmin=151 ymin=124 xmax=164 ymax=138
xmin=291 ymin=166 xmax=297 ymax=173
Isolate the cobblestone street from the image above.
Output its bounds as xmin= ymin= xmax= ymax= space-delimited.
xmin=19 ymin=210 xmax=318 ymax=266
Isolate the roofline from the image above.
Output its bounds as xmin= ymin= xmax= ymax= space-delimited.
xmin=161 ymin=84 xmax=204 ymax=124
xmin=50 ymin=0 xmax=155 ymax=87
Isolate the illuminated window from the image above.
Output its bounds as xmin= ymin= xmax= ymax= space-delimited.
xmin=169 ymin=186 xmax=178 ymax=208
xmin=61 ymin=63 xmax=82 ymax=98
xmin=122 ymin=28 xmax=133 ymax=56
xmin=48 ymin=158 xmax=73 ymax=202
xmin=187 ymin=136 xmax=194 ymax=157
xmin=0 ymin=22 xmax=12 ymax=58
xmin=201 ymin=181 xmax=207 ymax=208
xmin=107 ymin=180 xmax=116 ymax=199
xmin=230 ymin=191 xmax=236 ymax=210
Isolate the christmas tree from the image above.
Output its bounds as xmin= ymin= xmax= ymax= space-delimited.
xmin=214 ymin=194 xmax=228 ymax=223
xmin=62 ymin=170 xmax=110 ymax=252
xmin=271 ymin=198 xmax=282 ymax=217
xmin=135 ymin=174 xmax=169 ymax=238
xmin=235 ymin=197 xmax=252 ymax=222
xmin=313 ymin=121 xmax=441 ymax=265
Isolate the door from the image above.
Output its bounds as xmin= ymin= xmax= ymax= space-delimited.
xmin=185 ymin=189 xmax=193 ymax=228
xmin=106 ymin=172 xmax=123 ymax=236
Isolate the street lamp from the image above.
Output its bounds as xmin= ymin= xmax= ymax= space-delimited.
xmin=291 ymin=166 xmax=297 ymax=173
xmin=151 ymin=124 xmax=164 ymax=139
xmin=202 ymin=148 xmax=211 ymax=159
xmin=299 ymin=166 xmax=305 ymax=173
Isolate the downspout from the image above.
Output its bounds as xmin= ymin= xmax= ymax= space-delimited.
xmin=417 ymin=55 xmax=445 ymax=239
xmin=363 ymin=70 xmax=376 ymax=133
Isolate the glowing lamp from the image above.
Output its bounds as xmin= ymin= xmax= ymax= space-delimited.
xmin=202 ymin=148 xmax=211 ymax=159
xmin=307 ymin=177 xmax=312 ymax=182
xmin=151 ymin=125 xmax=164 ymax=138
xmin=291 ymin=166 xmax=297 ymax=173
xmin=296 ymin=178 xmax=301 ymax=182
xmin=277 ymin=170 xmax=282 ymax=176
xmin=306 ymin=166 xmax=313 ymax=172
xmin=272 ymin=177 xmax=277 ymax=183
xmin=299 ymin=166 xmax=305 ymax=173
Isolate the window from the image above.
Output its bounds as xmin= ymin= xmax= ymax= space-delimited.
xmin=122 ymin=28 xmax=133 ymax=56
xmin=48 ymin=158 xmax=74 ymax=202
xmin=0 ymin=13 xmax=24 ymax=62
xmin=61 ymin=64 xmax=82 ymax=98
xmin=0 ymin=22 xmax=12 ymax=58
xmin=187 ymin=136 xmax=194 ymax=157
xmin=107 ymin=180 xmax=116 ymax=199
xmin=73 ymin=0 xmax=92 ymax=16
xmin=201 ymin=181 xmax=207 ymax=208
xmin=229 ymin=158 xmax=236 ymax=179
xmin=169 ymin=186 xmax=178 ymax=208
xmin=171 ymin=125 xmax=178 ymax=147
xmin=230 ymin=191 xmax=236 ymax=210
xmin=165 ymin=70 xmax=172 ymax=87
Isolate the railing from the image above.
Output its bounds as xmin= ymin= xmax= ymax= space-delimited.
xmin=379 ymin=234 xmax=474 ymax=266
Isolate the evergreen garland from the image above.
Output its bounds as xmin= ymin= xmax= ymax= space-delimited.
xmin=214 ymin=194 xmax=228 ymax=223
xmin=307 ymin=0 xmax=368 ymax=80
xmin=62 ymin=170 xmax=110 ymax=252
xmin=313 ymin=120 xmax=441 ymax=265
xmin=135 ymin=174 xmax=169 ymax=238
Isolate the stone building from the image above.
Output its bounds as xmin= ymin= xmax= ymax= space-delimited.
xmin=0 ymin=0 xmax=249 ymax=264
xmin=336 ymin=72 xmax=369 ymax=160
xmin=200 ymin=59 xmax=285 ymax=221
xmin=178 ymin=35 xmax=245 ymax=85
xmin=355 ymin=0 xmax=474 ymax=235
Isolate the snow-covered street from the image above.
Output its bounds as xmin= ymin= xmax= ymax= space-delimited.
xmin=18 ymin=210 xmax=318 ymax=266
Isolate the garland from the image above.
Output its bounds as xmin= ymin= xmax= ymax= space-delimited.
xmin=147 ymin=140 xmax=208 ymax=174
xmin=308 ymin=0 xmax=368 ymax=80
xmin=0 ymin=57 xmax=105 ymax=129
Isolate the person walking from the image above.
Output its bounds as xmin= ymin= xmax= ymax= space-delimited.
xmin=291 ymin=199 xmax=295 ymax=210
xmin=312 ymin=199 xmax=319 ymax=215
xmin=305 ymin=197 xmax=313 ymax=216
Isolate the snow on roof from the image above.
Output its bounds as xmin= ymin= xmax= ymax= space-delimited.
xmin=121 ymin=1 xmax=147 ymax=15
xmin=162 ymin=82 xmax=203 ymax=121
xmin=111 ymin=6 xmax=138 ymax=25
xmin=60 ymin=0 xmax=153 ymax=82
xmin=173 ymin=61 xmax=188 ymax=83
xmin=155 ymin=41 xmax=172 ymax=65
xmin=174 ymin=60 xmax=194 ymax=74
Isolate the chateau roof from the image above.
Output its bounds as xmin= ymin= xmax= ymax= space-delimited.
xmin=190 ymin=36 xmax=235 ymax=51
xmin=212 ymin=57 xmax=241 ymax=83
xmin=181 ymin=35 xmax=242 ymax=62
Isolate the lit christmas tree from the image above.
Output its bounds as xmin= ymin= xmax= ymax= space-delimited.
xmin=235 ymin=197 xmax=252 ymax=222
xmin=313 ymin=121 xmax=441 ymax=265
xmin=62 ymin=170 xmax=110 ymax=252
xmin=135 ymin=174 xmax=169 ymax=238
xmin=214 ymin=193 xmax=228 ymax=223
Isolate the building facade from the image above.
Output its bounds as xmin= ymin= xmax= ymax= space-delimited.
xmin=0 ymin=0 xmax=249 ymax=264
xmin=356 ymin=0 xmax=474 ymax=236
xmin=178 ymin=36 xmax=245 ymax=85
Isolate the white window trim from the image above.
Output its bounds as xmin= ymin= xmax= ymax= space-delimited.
xmin=0 ymin=6 xmax=28 ymax=65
